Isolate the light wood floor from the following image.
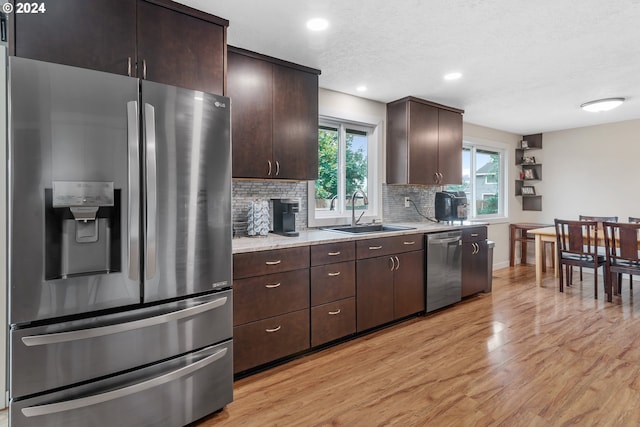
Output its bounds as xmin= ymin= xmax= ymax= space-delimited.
xmin=199 ymin=265 xmax=640 ymax=427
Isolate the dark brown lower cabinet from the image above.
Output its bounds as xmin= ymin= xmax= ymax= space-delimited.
xmin=356 ymin=249 xmax=424 ymax=332
xmin=311 ymin=298 xmax=356 ymax=347
xmin=233 ymin=309 xmax=310 ymax=374
xmin=461 ymin=227 xmax=489 ymax=297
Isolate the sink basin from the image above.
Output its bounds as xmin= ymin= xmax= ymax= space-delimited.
xmin=324 ymin=224 xmax=416 ymax=234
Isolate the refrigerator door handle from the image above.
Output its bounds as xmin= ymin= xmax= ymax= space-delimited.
xmin=127 ymin=101 xmax=140 ymax=281
xmin=144 ymin=103 xmax=157 ymax=280
xmin=20 ymin=347 xmax=228 ymax=417
xmin=21 ymin=296 xmax=229 ymax=347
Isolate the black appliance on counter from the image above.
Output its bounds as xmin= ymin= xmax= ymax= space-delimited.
xmin=272 ymin=198 xmax=299 ymax=237
xmin=435 ymin=191 xmax=468 ymax=223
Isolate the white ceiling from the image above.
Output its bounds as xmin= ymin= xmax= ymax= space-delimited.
xmin=177 ymin=0 xmax=640 ymax=135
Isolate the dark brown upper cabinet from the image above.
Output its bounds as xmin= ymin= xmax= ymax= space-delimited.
xmin=10 ymin=0 xmax=227 ymax=94
xmin=228 ymin=47 xmax=320 ymax=180
xmin=386 ymin=97 xmax=463 ymax=185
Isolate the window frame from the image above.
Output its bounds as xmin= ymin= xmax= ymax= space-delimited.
xmin=458 ymin=137 xmax=509 ymax=221
xmin=308 ymin=115 xmax=382 ymax=228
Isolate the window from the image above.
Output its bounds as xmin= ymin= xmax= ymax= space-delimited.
xmin=308 ymin=117 xmax=380 ymax=226
xmin=447 ymin=141 xmax=507 ymax=219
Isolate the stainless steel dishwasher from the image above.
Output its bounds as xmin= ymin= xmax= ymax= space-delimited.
xmin=425 ymin=230 xmax=462 ymax=313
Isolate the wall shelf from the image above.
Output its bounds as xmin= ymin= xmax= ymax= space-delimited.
xmin=515 ymin=134 xmax=542 ymax=211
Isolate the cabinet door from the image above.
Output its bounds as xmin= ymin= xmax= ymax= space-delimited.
xmin=227 ymin=52 xmax=273 ymax=178
xmin=311 ymin=297 xmax=356 ymax=347
xmin=408 ymin=101 xmax=439 ymax=184
xmin=356 ymin=257 xmax=394 ymax=332
xmin=437 ymin=109 xmax=463 ymax=185
xmin=462 ymin=240 xmax=488 ymax=297
xmin=12 ymin=0 xmax=136 ymax=75
xmin=393 ymin=250 xmax=425 ymax=319
xmin=272 ymin=64 xmax=319 ymax=180
xmin=137 ymin=0 xmax=225 ymax=94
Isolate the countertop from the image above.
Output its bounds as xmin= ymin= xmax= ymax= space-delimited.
xmin=232 ymin=221 xmax=486 ymax=254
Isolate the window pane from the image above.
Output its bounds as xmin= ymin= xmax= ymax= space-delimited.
xmin=475 ymin=149 xmax=500 ymax=215
xmin=346 ymin=128 xmax=368 ymax=211
xmin=315 ymin=126 xmax=339 ymax=212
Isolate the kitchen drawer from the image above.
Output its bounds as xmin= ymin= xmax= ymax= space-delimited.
xmin=310 ymin=261 xmax=355 ymax=306
xmin=356 ymin=233 xmax=424 ymax=259
xmin=11 ymin=340 xmax=233 ymax=427
xmin=234 ymin=269 xmax=309 ymax=325
xmin=462 ymin=226 xmax=487 ymax=242
xmin=311 ymin=297 xmax=356 ymax=347
xmin=310 ymin=241 xmax=356 ymax=266
xmin=233 ymin=309 xmax=310 ymax=373
xmin=233 ymin=246 xmax=310 ymax=279
xmin=11 ymin=291 xmax=232 ymax=398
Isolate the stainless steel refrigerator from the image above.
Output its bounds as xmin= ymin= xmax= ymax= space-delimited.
xmin=7 ymin=57 xmax=233 ymax=427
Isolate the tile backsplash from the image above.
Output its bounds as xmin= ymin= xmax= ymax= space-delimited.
xmin=232 ymin=180 xmax=439 ymax=236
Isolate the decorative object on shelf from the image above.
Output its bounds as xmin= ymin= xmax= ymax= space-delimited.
xmin=521 ymin=186 xmax=536 ymax=195
xmin=520 ymin=140 xmax=529 ymax=149
xmin=523 ymin=169 xmax=536 ymax=180
xmin=522 ymin=156 xmax=536 ymax=164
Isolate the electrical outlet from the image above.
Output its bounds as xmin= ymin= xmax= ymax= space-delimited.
xmin=404 ymin=197 xmax=410 ymax=208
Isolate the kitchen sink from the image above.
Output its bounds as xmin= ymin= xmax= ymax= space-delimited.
xmin=324 ymin=224 xmax=416 ymax=234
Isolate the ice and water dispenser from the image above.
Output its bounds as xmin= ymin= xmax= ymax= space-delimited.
xmin=45 ymin=181 xmax=121 ymax=279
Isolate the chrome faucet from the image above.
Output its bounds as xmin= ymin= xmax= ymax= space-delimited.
xmin=351 ymin=189 xmax=369 ymax=226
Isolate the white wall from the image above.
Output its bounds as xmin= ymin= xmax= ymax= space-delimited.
xmin=533 ymin=119 xmax=640 ymax=223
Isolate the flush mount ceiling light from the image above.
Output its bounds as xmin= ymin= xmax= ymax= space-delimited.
xmin=444 ymin=72 xmax=462 ymax=81
xmin=580 ymin=97 xmax=625 ymax=112
xmin=356 ymin=85 xmax=367 ymax=92
xmin=306 ymin=18 xmax=329 ymax=31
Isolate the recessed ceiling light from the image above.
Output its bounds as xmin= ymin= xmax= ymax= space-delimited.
xmin=356 ymin=85 xmax=367 ymax=92
xmin=306 ymin=18 xmax=329 ymax=31
xmin=580 ymin=98 xmax=625 ymax=112
xmin=444 ymin=72 xmax=462 ymax=81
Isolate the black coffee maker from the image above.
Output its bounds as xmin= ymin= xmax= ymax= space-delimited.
xmin=272 ymin=198 xmax=299 ymax=237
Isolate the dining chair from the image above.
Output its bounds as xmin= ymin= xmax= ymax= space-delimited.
xmin=602 ymin=221 xmax=640 ymax=302
xmin=626 ymin=217 xmax=640 ymax=287
xmin=578 ymin=215 xmax=618 ymax=281
xmin=555 ymin=219 xmax=607 ymax=299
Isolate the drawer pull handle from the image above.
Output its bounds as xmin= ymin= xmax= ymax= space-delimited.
xmin=328 ymin=272 xmax=341 ymax=277
xmin=265 ymin=283 xmax=281 ymax=288
xmin=403 ymin=241 xmax=416 ymax=245
xmin=369 ymin=245 xmax=383 ymax=250
xmin=471 ymin=233 xmax=479 ymax=237
xmin=265 ymin=326 xmax=281 ymax=333
xmin=328 ymin=251 xmax=341 ymax=256
xmin=265 ymin=260 xmax=282 ymax=265
xmin=328 ymin=309 xmax=341 ymax=315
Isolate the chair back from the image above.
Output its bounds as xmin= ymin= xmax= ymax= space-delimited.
xmin=629 ymin=217 xmax=640 ymax=224
xmin=579 ymin=215 xmax=618 ymax=230
xmin=555 ymin=219 xmax=599 ymax=256
xmin=603 ymin=221 xmax=640 ymax=267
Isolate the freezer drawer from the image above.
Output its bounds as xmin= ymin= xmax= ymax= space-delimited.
xmin=11 ymin=290 xmax=232 ymax=398
xmin=10 ymin=340 xmax=233 ymax=427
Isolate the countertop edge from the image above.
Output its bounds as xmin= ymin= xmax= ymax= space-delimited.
xmin=232 ymin=222 xmax=487 ymax=254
